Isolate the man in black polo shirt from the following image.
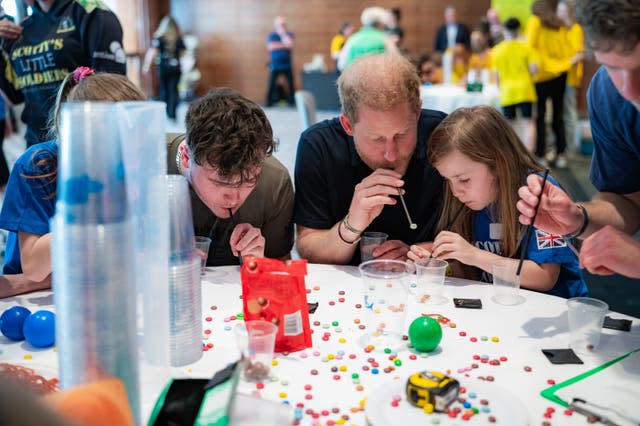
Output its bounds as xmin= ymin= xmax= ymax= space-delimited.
xmin=294 ymin=53 xmax=445 ymax=265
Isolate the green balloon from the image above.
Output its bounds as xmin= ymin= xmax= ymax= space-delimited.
xmin=408 ymin=316 xmax=442 ymax=352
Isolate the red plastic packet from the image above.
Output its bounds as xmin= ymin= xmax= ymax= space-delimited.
xmin=241 ymin=257 xmax=312 ymax=353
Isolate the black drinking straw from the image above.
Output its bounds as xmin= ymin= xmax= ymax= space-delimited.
xmin=516 ymin=169 xmax=549 ymax=276
xmin=429 ymin=203 xmax=466 ymax=259
xmin=228 ymin=208 xmax=242 ymax=261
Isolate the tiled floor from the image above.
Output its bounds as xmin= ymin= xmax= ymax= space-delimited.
xmin=2 ymin=103 xmax=638 ymax=317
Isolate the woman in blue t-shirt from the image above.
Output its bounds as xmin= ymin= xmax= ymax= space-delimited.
xmin=0 ymin=67 xmax=145 ymax=298
xmin=409 ymin=105 xmax=586 ymax=298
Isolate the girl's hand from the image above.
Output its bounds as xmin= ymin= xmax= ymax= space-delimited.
xmin=407 ymin=244 xmax=431 ymax=262
xmin=431 ymin=231 xmax=479 ymax=265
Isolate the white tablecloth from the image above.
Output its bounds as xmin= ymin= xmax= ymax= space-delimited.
xmin=1 ymin=264 xmax=639 ymax=425
xmin=421 ymin=84 xmax=501 ymax=114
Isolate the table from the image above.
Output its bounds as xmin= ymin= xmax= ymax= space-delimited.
xmin=2 ymin=264 xmax=639 ymax=425
xmin=421 ymin=84 xmax=501 ymax=113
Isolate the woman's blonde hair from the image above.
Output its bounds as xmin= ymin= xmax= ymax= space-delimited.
xmin=153 ymin=15 xmax=182 ymax=48
xmin=427 ymin=105 xmax=543 ymax=279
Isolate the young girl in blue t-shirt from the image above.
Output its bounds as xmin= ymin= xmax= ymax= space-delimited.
xmin=409 ymin=105 xmax=586 ymax=298
xmin=0 ymin=68 xmax=146 ymax=298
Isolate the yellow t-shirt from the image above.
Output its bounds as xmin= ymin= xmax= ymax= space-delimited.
xmin=525 ymin=16 xmax=572 ymax=82
xmin=566 ymin=23 xmax=584 ymax=87
xmin=469 ymin=51 xmax=492 ymax=71
xmin=491 ymin=39 xmax=537 ymax=106
xmin=330 ymin=34 xmax=347 ymax=58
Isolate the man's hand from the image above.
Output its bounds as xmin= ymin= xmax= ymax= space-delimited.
xmin=580 ymin=225 xmax=640 ymax=278
xmin=371 ymin=240 xmax=410 ymax=261
xmin=517 ymin=174 xmax=583 ymax=235
xmin=347 ymin=169 xmax=404 ymax=231
xmin=0 ymin=19 xmax=21 ymax=41
xmin=230 ymin=223 xmax=265 ymax=258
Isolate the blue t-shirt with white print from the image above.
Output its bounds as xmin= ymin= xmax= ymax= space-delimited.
xmin=472 ymin=176 xmax=587 ymax=299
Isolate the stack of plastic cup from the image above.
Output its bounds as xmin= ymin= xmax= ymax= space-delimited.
xmin=52 ymin=102 xmax=139 ymax=418
xmin=164 ymin=175 xmax=203 ymax=366
xmin=116 ymin=102 xmax=170 ymax=420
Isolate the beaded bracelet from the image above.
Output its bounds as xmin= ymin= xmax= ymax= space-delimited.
xmin=337 ymin=221 xmax=360 ymax=244
xmin=342 ymin=214 xmax=364 ymax=235
xmin=570 ymin=204 xmax=589 ymax=238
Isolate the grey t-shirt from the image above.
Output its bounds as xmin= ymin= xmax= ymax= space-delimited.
xmin=167 ymin=135 xmax=294 ymax=265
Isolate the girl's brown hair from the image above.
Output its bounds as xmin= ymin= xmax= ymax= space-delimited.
xmin=427 ymin=105 xmax=543 ymax=279
xmin=532 ymin=0 xmax=565 ymax=30
xmin=34 ymin=71 xmax=145 ymax=198
xmin=48 ymin=71 xmax=145 ymax=137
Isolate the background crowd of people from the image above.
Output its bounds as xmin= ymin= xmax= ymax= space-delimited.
xmin=321 ymin=2 xmax=586 ymax=169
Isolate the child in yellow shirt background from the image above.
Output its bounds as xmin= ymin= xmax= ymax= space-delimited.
xmin=557 ymin=0 xmax=585 ymax=150
xmin=491 ymin=17 xmax=538 ymax=152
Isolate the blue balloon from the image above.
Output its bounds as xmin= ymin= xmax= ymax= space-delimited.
xmin=0 ymin=306 xmax=31 ymax=341
xmin=23 ymin=310 xmax=55 ymax=348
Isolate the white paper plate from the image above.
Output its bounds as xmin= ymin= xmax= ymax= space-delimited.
xmin=365 ymin=378 xmax=528 ymax=426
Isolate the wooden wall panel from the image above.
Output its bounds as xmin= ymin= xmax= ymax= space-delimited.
xmin=167 ymin=0 xmax=491 ymax=103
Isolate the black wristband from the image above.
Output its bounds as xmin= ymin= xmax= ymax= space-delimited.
xmin=570 ymin=204 xmax=589 ymax=238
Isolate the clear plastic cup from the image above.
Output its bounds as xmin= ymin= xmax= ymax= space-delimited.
xmin=57 ymin=102 xmax=128 ymax=224
xmin=359 ymin=260 xmax=412 ymax=351
xmin=194 ymin=236 xmax=212 ymax=273
xmin=360 ymin=232 xmax=388 ymax=262
xmin=491 ymin=260 xmax=525 ymax=306
xmin=567 ymin=297 xmax=608 ymax=353
xmin=164 ymin=175 xmax=197 ymax=263
xmin=234 ymin=320 xmax=278 ymax=381
xmin=414 ymin=258 xmax=448 ymax=305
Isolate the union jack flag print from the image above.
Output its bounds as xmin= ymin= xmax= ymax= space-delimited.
xmin=536 ymin=230 xmax=567 ymax=250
